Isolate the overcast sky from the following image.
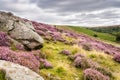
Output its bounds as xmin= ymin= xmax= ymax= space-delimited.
xmin=0 ymin=0 xmax=120 ymax=26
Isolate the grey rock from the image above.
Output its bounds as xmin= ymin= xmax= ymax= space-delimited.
xmin=0 ymin=60 xmax=44 ymax=80
xmin=0 ymin=11 xmax=44 ymax=50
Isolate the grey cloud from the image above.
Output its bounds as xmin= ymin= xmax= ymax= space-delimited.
xmin=76 ymin=10 xmax=120 ymax=20
xmin=0 ymin=0 xmax=120 ymax=26
xmin=37 ymin=0 xmax=120 ymax=12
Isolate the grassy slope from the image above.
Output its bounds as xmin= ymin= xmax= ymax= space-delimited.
xmin=39 ymin=26 xmax=120 ymax=80
xmin=40 ymin=41 xmax=83 ymax=80
xmin=0 ymin=70 xmax=6 ymax=80
xmin=1 ymin=25 xmax=119 ymax=80
xmin=40 ymin=40 xmax=120 ymax=80
xmin=88 ymin=25 xmax=120 ymax=35
xmin=57 ymin=26 xmax=116 ymax=43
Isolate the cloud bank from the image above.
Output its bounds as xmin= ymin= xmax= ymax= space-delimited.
xmin=0 ymin=0 xmax=120 ymax=26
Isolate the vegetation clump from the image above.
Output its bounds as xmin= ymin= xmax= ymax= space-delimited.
xmin=73 ymin=55 xmax=98 ymax=69
xmin=0 ymin=69 xmax=6 ymax=80
xmin=60 ymin=50 xmax=71 ymax=55
xmin=116 ymin=34 xmax=120 ymax=42
xmin=113 ymin=54 xmax=120 ymax=63
xmin=84 ymin=68 xmax=110 ymax=80
xmin=82 ymin=44 xmax=92 ymax=51
xmin=93 ymin=34 xmax=98 ymax=37
xmin=0 ymin=47 xmax=40 ymax=72
xmin=40 ymin=59 xmax=53 ymax=69
xmin=0 ymin=32 xmax=10 ymax=47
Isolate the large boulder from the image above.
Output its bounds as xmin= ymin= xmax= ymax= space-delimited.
xmin=0 ymin=11 xmax=44 ymax=50
xmin=0 ymin=60 xmax=44 ymax=80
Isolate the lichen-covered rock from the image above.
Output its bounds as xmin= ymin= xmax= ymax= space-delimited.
xmin=0 ymin=11 xmax=44 ymax=50
xmin=0 ymin=60 xmax=44 ymax=80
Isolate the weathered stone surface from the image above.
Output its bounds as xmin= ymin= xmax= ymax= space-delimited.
xmin=0 ymin=60 xmax=44 ymax=80
xmin=0 ymin=11 xmax=44 ymax=50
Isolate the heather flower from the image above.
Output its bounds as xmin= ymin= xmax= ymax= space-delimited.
xmin=0 ymin=47 xmax=40 ymax=72
xmin=72 ymin=53 xmax=112 ymax=78
xmin=43 ymin=60 xmax=53 ymax=68
xmin=84 ymin=68 xmax=110 ymax=80
xmin=40 ymin=59 xmax=53 ymax=69
xmin=31 ymin=21 xmax=57 ymax=32
xmin=51 ymin=32 xmax=65 ymax=42
xmin=82 ymin=44 xmax=92 ymax=51
xmin=36 ymin=30 xmax=46 ymax=36
xmin=72 ymin=53 xmax=85 ymax=60
xmin=15 ymin=44 xmax=25 ymax=50
xmin=31 ymin=50 xmax=46 ymax=60
xmin=73 ymin=57 xmax=98 ymax=69
xmin=70 ymin=53 xmax=99 ymax=69
xmin=113 ymin=54 xmax=120 ymax=63
xmin=31 ymin=20 xmax=67 ymax=43
xmin=60 ymin=50 xmax=71 ymax=55
xmin=0 ymin=32 xmax=10 ymax=46
xmin=95 ymin=67 xmax=113 ymax=78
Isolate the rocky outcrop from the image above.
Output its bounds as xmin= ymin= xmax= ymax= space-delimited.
xmin=0 ymin=11 xmax=44 ymax=50
xmin=0 ymin=60 xmax=44 ymax=80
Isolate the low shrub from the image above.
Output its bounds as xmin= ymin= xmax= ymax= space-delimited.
xmin=113 ymin=54 xmax=120 ymax=63
xmin=116 ymin=35 xmax=120 ymax=41
xmin=84 ymin=68 xmax=110 ymax=80
xmin=0 ymin=47 xmax=40 ymax=72
xmin=60 ymin=50 xmax=71 ymax=55
xmin=0 ymin=32 xmax=10 ymax=47
xmin=93 ymin=34 xmax=98 ymax=37
xmin=0 ymin=69 xmax=6 ymax=80
xmin=73 ymin=57 xmax=98 ymax=69
xmin=73 ymin=53 xmax=85 ymax=60
xmin=40 ymin=59 xmax=53 ymax=69
xmin=82 ymin=44 xmax=92 ymax=51
xmin=68 ymin=53 xmax=85 ymax=61
xmin=72 ymin=53 xmax=113 ymax=78
xmin=96 ymin=67 xmax=113 ymax=78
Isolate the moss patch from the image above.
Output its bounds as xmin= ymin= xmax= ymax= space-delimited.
xmin=0 ymin=69 xmax=6 ymax=80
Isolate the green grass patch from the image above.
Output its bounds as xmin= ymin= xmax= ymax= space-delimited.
xmin=0 ymin=70 xmax=6 ymax=80
xmin=40 ymin=41 xmax=83 ymax=80
xmin=57 ymin=26 xmax=116 ymax=43
xmin=87 ymin=51 xmax=120 ymax=80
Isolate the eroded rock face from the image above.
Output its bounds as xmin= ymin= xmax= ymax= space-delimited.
xmin=0 ymin=11 xmax=44 ymax=50
xmin=0 ymin=60 xmax=44 ymax=80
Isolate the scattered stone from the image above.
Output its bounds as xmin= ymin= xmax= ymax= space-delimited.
xmin=0 ymin=60 xmax=44 ymax=80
